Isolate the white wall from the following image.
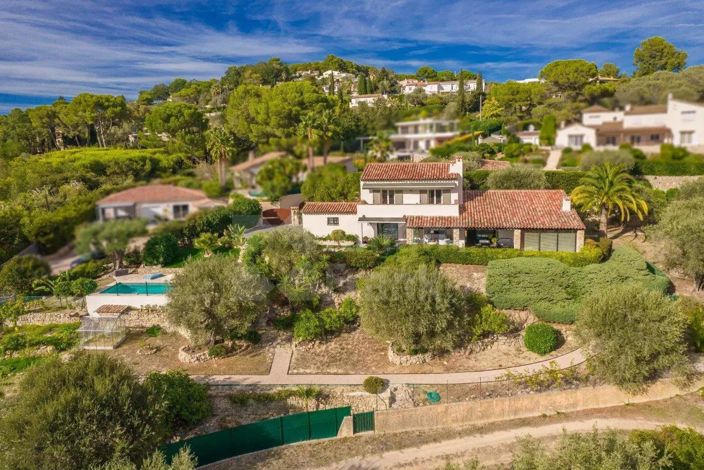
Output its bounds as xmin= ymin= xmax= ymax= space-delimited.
xmin=667 ymin=99 xmax=704 ymax=146
xmin=555 ymin=124 xmax=597 ymax=148
xmin=582 ymin=111 xmax=623 ymax=126
xmin=301 ymin=214 xmax=371 ymax=239
xmin=623 ymin=112 xmax=667 ymax=129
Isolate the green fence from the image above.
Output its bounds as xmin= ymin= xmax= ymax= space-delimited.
xmin=162 ymin=406 xmax=351 ymax=466
xmin=353 ymin=411 xmax=375 ymax=433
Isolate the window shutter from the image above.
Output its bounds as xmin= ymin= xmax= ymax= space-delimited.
xmin=442 ymin=190 xmax=451 ymax=204
xmin=420 ymin=191 xmax=428 ymax=204
xmin=558 ymin=232 xmax=576 ymax=252
xmin=523 ymin=232 xmax=540 ymax=251
xmin=372 ymin=190 xmax=381 ymax=204
xmin=540 ymin=232 xmax=558 ymax=251
xmin=394 ymin=191 xmax=403 ymax=204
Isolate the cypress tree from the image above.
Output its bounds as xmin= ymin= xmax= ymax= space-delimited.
xmin=357 ymin=75 xmax=367 ymax=94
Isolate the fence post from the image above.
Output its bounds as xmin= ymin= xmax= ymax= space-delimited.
xmin=279 ymin=416 xmax=284 ymax=446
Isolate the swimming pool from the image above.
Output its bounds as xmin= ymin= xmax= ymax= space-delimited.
xmin=100 ymin=282 xmax=171 ymax=295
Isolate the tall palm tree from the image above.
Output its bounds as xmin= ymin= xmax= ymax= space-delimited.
xmin=317 ymin=109 xmax=340 ymax=165
xmin=205 ymin=127 xmax=234 ymax=187
xmin=298 ymin=112 xmax=319 ymax=171
xmin=571 ymin=163 xmax=649 ymax=237
xmin=368 ymin=132 xmax=393 ymax=161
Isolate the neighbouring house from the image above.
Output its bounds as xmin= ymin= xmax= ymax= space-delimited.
xmin=296 ymin=159 xmax=585 ymax=251
xmin=555 ymin=94 xmax=704 ymax=151
xmin=350 ymin=93 xmax=387 ymax=107
xmin=516 ymin=125 xmax=541 ymax=145
xmin=96 ymin=185 xmax=225 ymax=223
xmin=232 ymin=152 xmax=355 ymax=190
xmin=479 ymin=133 xmax=507 ymax=145
xmin=399 ymin=79 xmax=481 ymax=95
xmin=390 ymin=118 xmax=461 ymax=161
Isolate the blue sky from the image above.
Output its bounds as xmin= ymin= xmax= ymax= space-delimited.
xmin=2 ymin=0 xmax=704 ymax=113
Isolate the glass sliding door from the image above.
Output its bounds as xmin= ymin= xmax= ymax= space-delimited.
xmin=378 ymin=223 xmax=399 ymax=240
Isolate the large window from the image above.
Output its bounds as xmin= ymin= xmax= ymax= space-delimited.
xmin=373 ymin=190 xmax=403 ymax=204
xmin=568 ymin=134 xmax=584 ymax=147
xmin=327 ymin=217 xmax=339 ymax=226
xmin=630 ymin=135 xmax=641 ymax=145
xmin=421 ymin=189 xmax=450 ymax=204
xmin=680 ymin=131 xmax=694 ymax=145
xmin=523 ymin=231 xmax=576 ymax=252
xmin=173 ymin=204 xmax=189 ymax=219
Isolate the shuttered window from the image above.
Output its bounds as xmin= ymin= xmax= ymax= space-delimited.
xmin=442 ymin=190 xmax=451 ymax=204
xmin=558 ymin=232 xmax=576 ymax=252
xmin=419 ymin=190 xmax=428 ymax=204
xmin=372 ymin=190 xmax=381 ymax=204
xmin=523 ymin=231 xmax=577 ymax=252
xmin=523 ymin=232 xmax=540 ymax=251
xmin=539 ymin=232 xmax=558 ymax=251
xmin=394 ymin=191 xmax=403 ymax=204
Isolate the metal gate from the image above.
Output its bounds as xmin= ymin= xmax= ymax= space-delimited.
xmin=353 ymin=411 xmax=375 ymax=433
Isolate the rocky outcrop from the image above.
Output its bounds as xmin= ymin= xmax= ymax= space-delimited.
xmin=387 ymin=344 xmax=434 ymax=366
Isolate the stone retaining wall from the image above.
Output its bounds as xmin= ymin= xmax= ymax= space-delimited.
xmin=374 ymin=377 xmax=704 ymax=433
xmin=644 ymin=175 xmax=701 ymax=191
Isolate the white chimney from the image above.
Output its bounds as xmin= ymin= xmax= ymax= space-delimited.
xmin=562 ymin=196 xmax=571 ymax=211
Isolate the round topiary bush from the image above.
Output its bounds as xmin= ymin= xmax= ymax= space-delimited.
xmin=362 ymin=376 xmax=386 ymax=395
xmin=524 ymin=322 xmax=559 ymax=355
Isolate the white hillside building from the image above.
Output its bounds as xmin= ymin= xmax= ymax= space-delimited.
xmin=389 ymin=118 xmax=460 ymax=161
xmin=555 ymin=94 xmax=704 ymax=152
xmin=297 ymin=159 xmax=585 ymax=251
xmin=399 ymin=79 xmax=481 ymax=95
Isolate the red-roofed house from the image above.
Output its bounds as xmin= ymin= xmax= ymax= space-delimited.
xmin=96 ymin=184 xmax=225 ymax=223
xmin=298 ymin=159 xmax=586 ymax=251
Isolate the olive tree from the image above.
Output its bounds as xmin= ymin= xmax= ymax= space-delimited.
xmin=0 ymin=353 xmax=166 ymax=469
xmin=576 ymin=284 xmax=691 ymax=392
xmin=166 ymin=256 xmax=269 ymax=345
xmin=75 ymin=219 xmax=147 ymax=271
xmin=359 ymin=264 xmax=482 ymax=354
xmin=487 ymin=167 xmax=547 ymax=190
xmin=0 ymin=255 xmax=50 ymax=295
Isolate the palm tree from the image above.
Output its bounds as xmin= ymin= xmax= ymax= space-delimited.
xmin=221 ymin=224 xmax=246 ymax=249
xmin=298 ymin=112 xmax=319 ymax=171
xmin=317 ymin=109 xmax=340 ymax=165
xmin=368 ymin=132 xmax=393 ymax=161
xmin=194 ymin=233 xmax=220 ymax=257
xmin=205 ymin=127 xmax=234 ymax=187
xmin=571 ymin=163 xmax=649 ymax=237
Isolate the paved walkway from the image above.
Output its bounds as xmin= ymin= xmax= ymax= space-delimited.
xmin=193 ymin=346 xmax=586 ymax=386
xmin=544 ymin=148 xmax=562 ymax=170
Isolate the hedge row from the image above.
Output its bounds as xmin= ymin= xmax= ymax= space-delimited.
xmin=486 ymin=247 xmax=671 ymax=324
xmin=386 ymin=243 xmax=604 ymax=268
xmin=636 ymin=160 xmax=704 ymax=176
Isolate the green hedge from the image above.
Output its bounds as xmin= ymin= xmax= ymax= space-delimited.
xmin=544 ymin=170 xmax=587 ymax=193
xmin=385 ymin=243 xmax=604 ymax=268
xmin=486 ymin=248 xmax=671 ymax=324
xmin=464 ymin=170 xmax=490 ymax=189
xmin=636 ymin=159 xmax=704 ymax=176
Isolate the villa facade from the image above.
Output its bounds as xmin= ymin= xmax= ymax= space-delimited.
xmin=389 ymin=118 xmax=461 ymax=161
xmin=399 ymin=79 xmax=481 ymax=95
xmin=555 ymin=94 xmax=704 ymax=151
xmin=297 ymin=159 xmax=585 ymax=252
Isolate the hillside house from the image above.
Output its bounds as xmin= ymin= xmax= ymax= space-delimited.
xmin=297 ymin=159 xmax=585 ymax=251
xmin=389 ymin=118 xmax=461 ymax=161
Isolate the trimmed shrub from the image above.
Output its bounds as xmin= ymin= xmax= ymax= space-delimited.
xmin=66 ymin=258 xmax=109 ymax=280
xmin=470 ymin=305 xmax=512 ymax=341
xmin=145 ymin=325 xmax=162 ymax=337
xmin=464 ymin=170 xmax=490 ymax=189
xmin=680 ymin=297 xmax=704 ymax=352
xmin=545 ymin=170 xmax=587 ymax=193
xmin=524 ymin=322 xmax=559 ymax=355
xmin=143 ymin=371 xmax=211 ymax=431
xmin=486 ymin=247 xmax=671 ymax=324
xmin=201 ymin=180 xmax=224 ymax=198
xmin=143 ymin=232 xmax=180 ymax=266
xmin=339 ymin=248 xmax=380 ymax=270
xmin=487 ymin=167 xmax=547 ymax=189
xmin=580 ymin=150 xmax=635 ymax=170
xmin=69 ymin=278 xmax=97 ymax=296
xmin=363 ymin=376 xmax=385 ymax=394
xmin=384 ymin=244 xmax=603 ymax=269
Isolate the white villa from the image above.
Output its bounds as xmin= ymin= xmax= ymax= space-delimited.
xmin=399 ymin=79 xmax=481 ymax=95
xmin=96 ymin=185 xmax=224 ymax=223
xmin=297 ymin=159 xmax=585 ymax=252
xmin=390 ymin=118 xmax=461 ymax=161
xmin=350 ymin=94 xmax=386 ymax=107
xmin=555 ymin=94 xmax=704 ymax=151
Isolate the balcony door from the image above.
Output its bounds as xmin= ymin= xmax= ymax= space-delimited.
xmin=378 ymin=223 xmax=399 ymax=240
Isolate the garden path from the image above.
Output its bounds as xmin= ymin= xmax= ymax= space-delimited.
xmin=544 ymin=148 xmax=562 ymax=170
xmin=194 ymin=346 xmax=586 ymax=386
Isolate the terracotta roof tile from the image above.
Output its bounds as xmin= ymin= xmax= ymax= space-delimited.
xmin=361 ymin=162 xmax=458 ymax=181
xmin=625 ymin=104 xmax=667 ymax=115
xmin=97 ymin=185 xmax=208 ymax=205
xmin=582 ymin=104 xmax=610 ymax=113
xmin=301 ymin=202 xmax=358 ymax=215
xmin=406 ymin=190 xmax=585 ymax=230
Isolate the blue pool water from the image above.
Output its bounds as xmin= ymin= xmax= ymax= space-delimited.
xmin=101 ymin=282 xmax=171 ymax=295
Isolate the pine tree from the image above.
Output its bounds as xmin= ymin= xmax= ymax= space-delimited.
xmin=457 ymin=70 xmax=466 ymax=115
xmin=357 ymin=75 xmax=367 ymax=94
